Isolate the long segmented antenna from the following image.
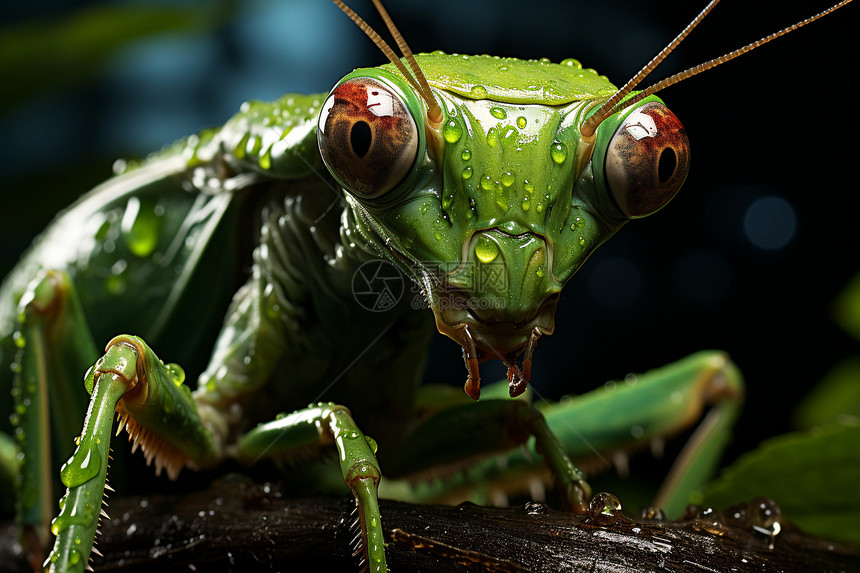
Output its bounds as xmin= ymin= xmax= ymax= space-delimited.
xmin=580 ymin=0 xmax=720 ymax=137
xmin=333 ymin=0 xmax=444 ymax=127
xmin=581 ymin=0 xmax=853 ymax=137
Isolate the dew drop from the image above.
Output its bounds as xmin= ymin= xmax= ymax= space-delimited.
xmin=475 ymin=235 xmax=499 ymax=263
xmin=461 ymin=149 xmax=471 ymax=161
xmin=461 ymin=166 xmax=473 ymax=180
xmin=470 ymin=85 xmax=488 ymax=99
xmin=589 ymin=492 xmax=622 ymax=516
xmin=551 ymin=141 xmax=568 ymax=164
xmin=749 ymin=497 xmax=782 ymax=544
xmin=60 ymin=438 xmax=102 ymax=488
xmin=480 ymin=175 xmax=496 ymax=192
xmin=486 ymin=127 xmax=498 ymax=148
xmin=516 ymin=116 xmax=527 ymax=129
xmin=443 ymin=119 xmax=463 ymax=143
xmin=490 ymin=107 xmax=507 ymax=120
xmin=121 ymin=197 xmax=163 ymax=258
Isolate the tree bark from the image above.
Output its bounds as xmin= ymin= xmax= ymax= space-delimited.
xmin=2 ymin=474 xmax=858 ymax=572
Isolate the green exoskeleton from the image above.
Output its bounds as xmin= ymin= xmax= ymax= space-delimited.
xmin=0 ymin=0 xmax=852 ymax=571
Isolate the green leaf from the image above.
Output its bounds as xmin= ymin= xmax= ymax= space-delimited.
xmin=794 ymin=357 xmax=860 ymax=430
xmin=700 ymin=420 xmax=860 ymax=546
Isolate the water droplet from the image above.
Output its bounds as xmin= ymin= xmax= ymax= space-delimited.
xmin=490 ymin=107 xmax=507 ymax=120
xmin=12 ymin=331 xmax=25 ymax=349
xmin=523 ymin=180 xmax=534 ymax=194
xmin=486 ymin=127 xmax=498 ymax=148
xmin=461 ymin=166 xmax=473 ymax=180
xmin=551 ymin=141 xmax=568 ymax=164
xmin=521 ymin=200 xmax=530 ymax=211
xmin=692 ymin=507 xmax=727 ymax=536
xmin=475 ymin=235 xmax=499 ymax=263
xmin=516 ymin=116 xmax=527 ymax=129
xmin=589 ymin=492 xmax=622 ymax=516
xmin=167 ymin=363 xmax=186 ymax=386
xmin=480 ymin=175 xmax=496 ymax=192
xmin=442 ymin=193 xmax=454 ymax=209
xmin=749 ymin=497 xmax=782 ymax=543
xmin=501 ymin=171 xmax=515 ymax=187
xmin=121 ymin=197 xmax=163 ymax=257
xmin=469 ymin=85 xmax=488 ymax=99
xmin=443 ymin=119 xmax=463 ymax=143
xmin=461 ymin=149 xmax=471 ymax=161
xmin=60 ymin=437 xmax=102 ymax=488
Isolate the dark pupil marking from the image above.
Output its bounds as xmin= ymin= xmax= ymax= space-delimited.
xmin=351 ymin=121 xmax=372 ymax=158
xmin=657 ymin=148 xmax=677 ymax=184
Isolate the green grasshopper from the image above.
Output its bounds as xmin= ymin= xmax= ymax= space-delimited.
xmin=0 ymin=0 xmax=852 ymax=571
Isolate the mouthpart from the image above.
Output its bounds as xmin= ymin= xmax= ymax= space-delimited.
xmin=431 ymin=291 xmax=558 ymax=400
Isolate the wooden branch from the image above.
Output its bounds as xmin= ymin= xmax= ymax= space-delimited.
xmin=2 ymin=474 xmax=858 ymax=572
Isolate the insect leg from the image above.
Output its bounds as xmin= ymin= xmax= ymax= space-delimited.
xmin=524 ymin=351 xmax=743 ymax=517
xmin=380 ymin=398 xmax=592 ymax=512
xmin=237 ymin=404 xmax=387 ymax=573
xmin=46 ymin=334 xmax=218 ymax=572
xmin=10 ymin=270 xmax=97 ymax=564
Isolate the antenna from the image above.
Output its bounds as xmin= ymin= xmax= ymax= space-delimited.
xmin=580 ymin=0 xmax=853 ymax=138
xmin=333 ymin=0 xmax=443 ymax=127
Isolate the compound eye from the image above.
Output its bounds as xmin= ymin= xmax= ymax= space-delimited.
xmin=318 ymin=77 xmax=419 ymax=199
xmin=604 ymin=102 xmax=690 ymax=218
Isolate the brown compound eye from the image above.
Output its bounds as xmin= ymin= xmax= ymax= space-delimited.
xmin=604 ymin=102 xmax=690 ymax=218
xmin=318 ymin=77 xmax=419 ymax=199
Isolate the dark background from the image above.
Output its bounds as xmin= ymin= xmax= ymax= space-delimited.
xmin=1 ymin=0 xmax=855 ymax=498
